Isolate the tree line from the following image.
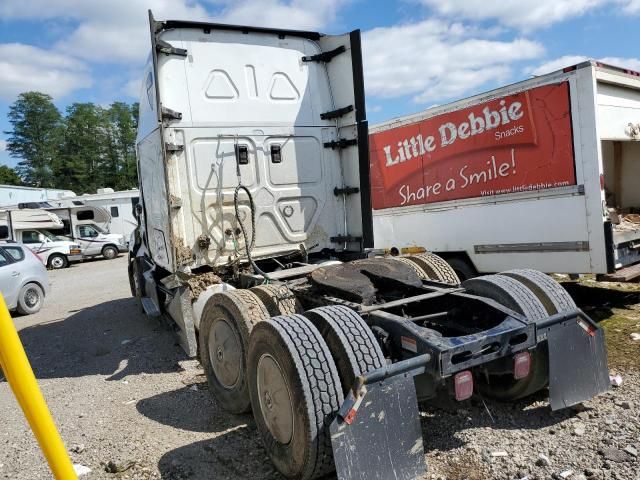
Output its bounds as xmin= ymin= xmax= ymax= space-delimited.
xmin=3 ymin=92 xmax=139 ymax=194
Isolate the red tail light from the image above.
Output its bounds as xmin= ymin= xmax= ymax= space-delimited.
xmin=454 ymin=371 xmax=473 ymax=401
xmin=514 ymin=351 xmax=531 ymax=380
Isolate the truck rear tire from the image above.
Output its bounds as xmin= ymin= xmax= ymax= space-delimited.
xmin=405 ymin=252 xmax=460 ymax=285
xmin=499 ymin=269 xmax=576 ymax=315
xmin=248 ymin=314 xmax=343 ymax=480
xmin=199 ymin=290 xmax=269 ymax=414
xmin=390 ymin=256 xmax=428 ymax=280
xmin=304 ymin=305 xmax=386 ymax=394
xmin=251 ymin=284 xmax=303 ymax=317
xmin=462 ymin=274 xmax=549 ymax=400
xmin=445 ymin=257 xmax=477 ymax=281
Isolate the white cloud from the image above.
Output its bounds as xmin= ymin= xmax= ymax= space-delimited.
xmin=0 ymin=0 xmax=346 ymax=65
xmin=0 ymin=43 xmax=92 ymax=100
xmin=527 ymin=55 xmax=640 ymax=76
xmin=213 ymin=0 xmax=347 ymax=30
xmin=418 ymin=0 xmax=624 ymax=30
xmin=0 ymin=140 xmax=7 ymax=152
xmin=363 ymin=19 xmax=544 ymax=103
xmin=526 ymin=55 xmax=589 ymax=76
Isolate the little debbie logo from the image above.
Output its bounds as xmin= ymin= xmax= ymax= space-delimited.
xmin=383 ymin=98 xmax=526 ymax=167
xmin=369 ymin=82 xmax=577 ymax=209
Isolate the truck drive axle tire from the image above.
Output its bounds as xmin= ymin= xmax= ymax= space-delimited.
xmin=251 ymin=284 xmax=303 ymax=317
xmin=199 ymin=290 xmax=269 ymax=414
xmin=405 ymin=252 xmax=461 ymax=285
xmin=304 ymin=305 xmax=386 ymax=394
xmin=499 ymin=269 xmax=576 ymax=315
xmin=248 ymin=314 xmax=343 ymax=480
xmin=462 ymin=274 xmax=549 ymax=400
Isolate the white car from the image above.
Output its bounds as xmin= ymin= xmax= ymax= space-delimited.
xmin=0 ymin=242 xmax=50 ymax=314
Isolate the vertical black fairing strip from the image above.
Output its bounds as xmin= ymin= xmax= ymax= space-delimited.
xmin=349 ymin=30 xmax=374 ymax=249
xmin=604 ymin=221 xmax=615 ymax=273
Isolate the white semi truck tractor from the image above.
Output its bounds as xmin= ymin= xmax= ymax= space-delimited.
xmin=129 ymin=12 xmax=610 ymax=480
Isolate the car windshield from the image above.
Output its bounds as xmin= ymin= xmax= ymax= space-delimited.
xmin=93 ymin=224 xmax=107 ymax=234
xmin=40 ymin=229 xmax=68 ymax=241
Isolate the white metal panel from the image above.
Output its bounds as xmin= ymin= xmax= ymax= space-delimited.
xmin=149 ymin=28 xmax=365 ymax=269
xmin=138 ymin=129 xmax=172 ymax=270
xmin=372 ymin=64 xmax=618 ymax=274
xmin=597 ymin=82 xmax=640 ymax=140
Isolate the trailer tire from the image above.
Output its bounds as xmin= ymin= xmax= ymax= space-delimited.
xmin=462 ymin=274 xmax=549 ymax=400
xmin=248 ymin=314 xmax=343 ymax=480
xmin=251 ymin=284 xmax=303 ymax=317
xmin=199 ymin=290 xmax=269 ymax=414
xmin=499 ymin=269 xmax=576 ymax=315
xmin=405 ymin=252 xmax=461 ymax=285
xmin=304 ymin=305 xmax=386 ymax=393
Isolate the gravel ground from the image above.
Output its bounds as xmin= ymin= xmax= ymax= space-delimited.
xmin=0 ymin=257 xmax=638 ymax=480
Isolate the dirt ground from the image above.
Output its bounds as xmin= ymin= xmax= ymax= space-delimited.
xmin=0 ymin=258 xmax=638 ymax=479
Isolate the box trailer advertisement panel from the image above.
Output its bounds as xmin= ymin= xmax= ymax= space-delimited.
xmin=370 ymin=82 xmax=576 ymax=209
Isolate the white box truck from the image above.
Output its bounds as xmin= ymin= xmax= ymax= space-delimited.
xmin=370 ymin=61 xmax=640 ymax=281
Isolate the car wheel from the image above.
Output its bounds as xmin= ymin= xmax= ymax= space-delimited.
xmin=17 ymin=283 xmax=44 ymax=315
xmin=102 ymin=245 xmax=119 ymax=260
xmin=47 ymin=254 xmax=68 ymax=269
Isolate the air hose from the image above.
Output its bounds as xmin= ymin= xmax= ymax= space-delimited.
xmin=233 ymin=184 xmax=271 ymax=283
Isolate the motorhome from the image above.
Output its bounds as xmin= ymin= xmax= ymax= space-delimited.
xmin=15 ymin=203 xmax=128 ymax=260
xmin=55 ymin=188 xmax=140 ymax=240
xmin=0 ymin=209 xmax=82 ymax=269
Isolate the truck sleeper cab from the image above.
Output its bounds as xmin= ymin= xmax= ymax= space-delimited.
xmin=130 ymin=13 xmax=610 ymax=480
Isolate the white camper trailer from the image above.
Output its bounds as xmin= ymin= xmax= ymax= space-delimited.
xmin=0 ymin=209 xmax=82 ymax=269
xmin=55 ymin=188 xmax=140 ymax=240
xmin=14 ymin=202 xmax=128 ymax=260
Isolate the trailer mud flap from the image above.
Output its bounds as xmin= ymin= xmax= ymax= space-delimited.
xmin=544 ymin=318 xmax=610 ymax=410
xmin=330 ymin=374 xmax=426 ymax=480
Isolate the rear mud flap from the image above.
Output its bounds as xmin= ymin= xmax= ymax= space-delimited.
xmin=543 ymin=318 xmax=610 ymax=410
xmin=330 ymin=374 xmax=426 ymax=480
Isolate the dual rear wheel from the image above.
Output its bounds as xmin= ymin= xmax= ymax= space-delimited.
xmin=199 ymin=284 xmax=385 ymax=480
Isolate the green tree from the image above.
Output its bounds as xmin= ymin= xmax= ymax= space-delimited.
xmin=4 ymin=92 xmax=62 ymax=187
xmin=55 ymin=103 xmax=108 ymax=193
xmin=102 ymin=102 xmax=139 ymax=190
xmin=0 ymin=165 xmax=23 ymax=186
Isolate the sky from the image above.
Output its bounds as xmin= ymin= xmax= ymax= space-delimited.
xmin=1 ymin=0 xmax=640 ymax=168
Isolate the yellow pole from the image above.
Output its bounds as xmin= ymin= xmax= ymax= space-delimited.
xmin=0 ymin=294 xmax=77 ymax=479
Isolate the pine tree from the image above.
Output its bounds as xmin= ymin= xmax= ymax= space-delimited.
xmin=4 ymin=92 xmax=62 ymax=187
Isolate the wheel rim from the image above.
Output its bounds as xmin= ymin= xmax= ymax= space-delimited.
xmin=257 ymin=353 xmax=294 ymax=445
xmin=208 ymin=319 xmax=242 ymax=389
xmin=24 ymin=288 xmax=40 ymax=308
xmin=51 ymin=256 xmax=64 ymax=268
xmin=105 ymin=248 xmax=116 ymax=259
